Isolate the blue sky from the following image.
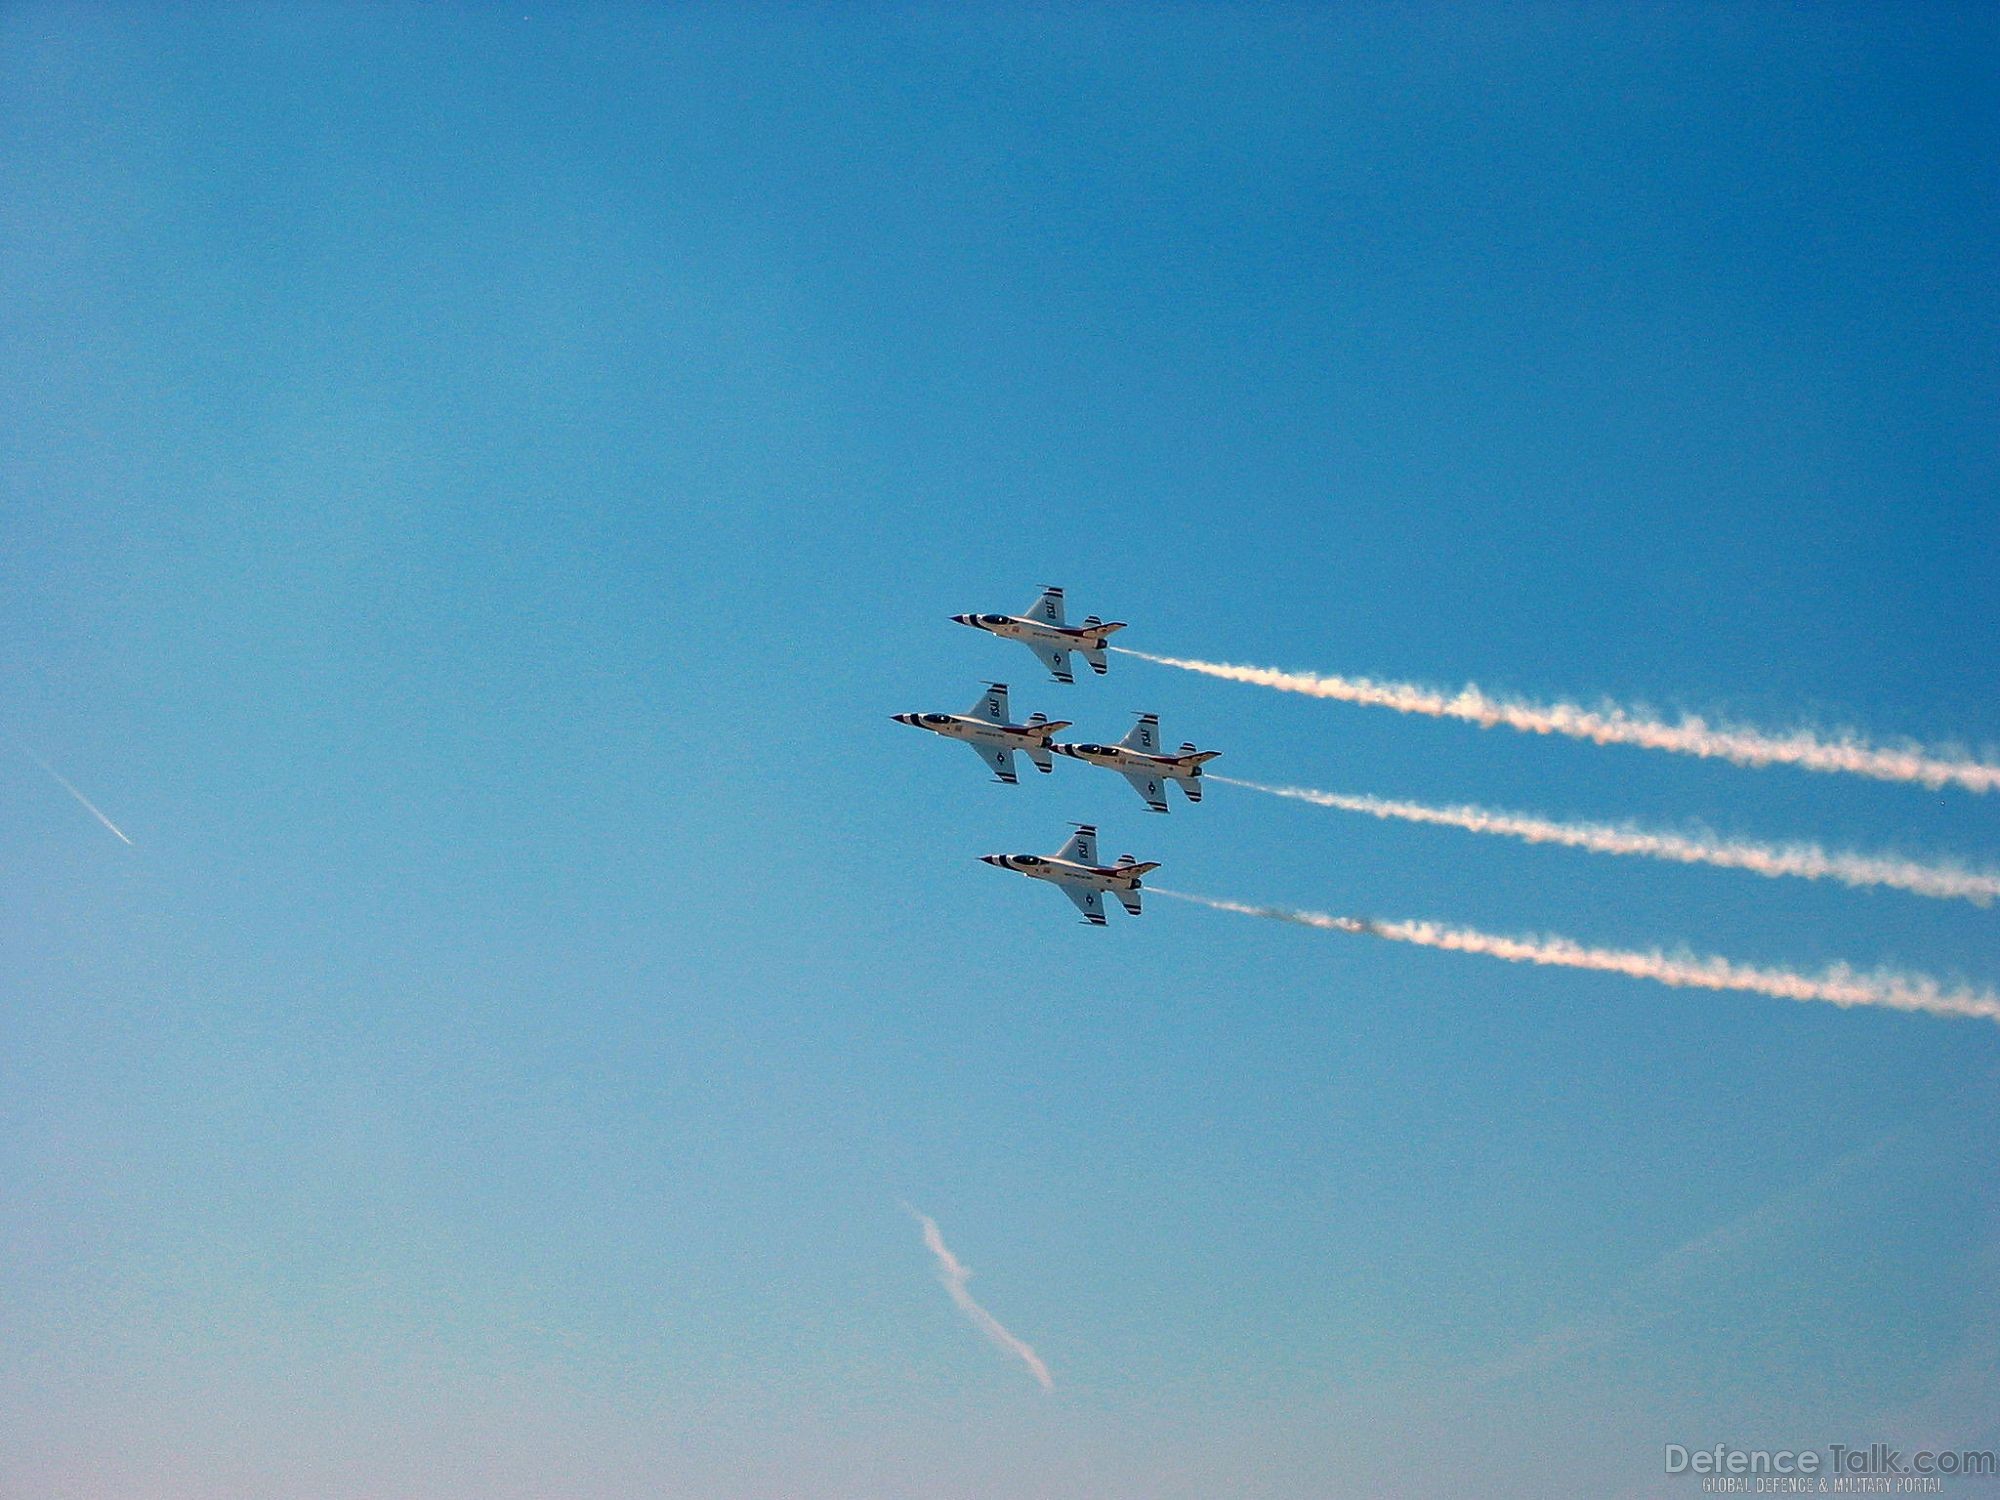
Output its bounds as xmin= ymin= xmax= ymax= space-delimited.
xmin=4 ymin=6 xmax=1996 ymax=1496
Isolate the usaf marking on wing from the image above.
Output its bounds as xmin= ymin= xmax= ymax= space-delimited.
xmin=951 ymin=585 xmax=1126 ymax=684
xmin=1052 ymin=712 xmax=1221 ymax=812
xmin=980 ymin=824 xmax=1160 ymax=925
xmin=892 ymin=683 xmax=1072 ymax=785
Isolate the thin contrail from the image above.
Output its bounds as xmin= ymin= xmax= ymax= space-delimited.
xmin=14 ymin=742 xmax=134 ymax=845
xmin=1115 ymin=649 xmax=2000 ymax=794
xmin=1151 ymin=889 xmax=2000 ymax=1025
xmin=1471 ymin=1071 xmax=1995 ymax=1389
xmin=906 ymin=1206 xmax=1053 ymax=1390
xmin=1213 ymin=776 xmax=2000 ymax=907
xmin=1474 ymin=1127 xmax=1902 ymax=1386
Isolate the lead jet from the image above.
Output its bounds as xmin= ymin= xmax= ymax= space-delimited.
xmin=892 ymin=683 xmax=1071 ymax=785
xmin=1052 ymin=713 xmax=1221 ymax=813
xmin=980 ymin=824 xmax=1158 ymax=926
xmin=951 ymin=586 xmax=1126 ymax=684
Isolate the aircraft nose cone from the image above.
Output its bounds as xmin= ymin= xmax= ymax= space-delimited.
xmin=891 ymin=713 xmax=915 ymax=725
xmin=950 ymin=614 xmax=974 ymax=626
xmin=979 ymin=854 xmax=1004 ymax=867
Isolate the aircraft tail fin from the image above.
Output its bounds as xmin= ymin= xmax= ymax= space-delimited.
xmin=1111 ymin=854 xmax=1155 ymax=916
xmin=1080 ymin=617 xmax=1123 ymax=676
xmin=1024 ymin=743 xmax=1054 ymax=774
xmin=1174 ymin=745 xmax=1218 ymax=801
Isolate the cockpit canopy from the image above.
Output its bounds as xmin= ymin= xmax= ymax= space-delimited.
xmin=1014 ymin=855 xmax=1045 ymax=866
xmin=979 ymin=613 xmax=1008 ymax=625
xmin=921 ymin=713 xmax=952 ymax=725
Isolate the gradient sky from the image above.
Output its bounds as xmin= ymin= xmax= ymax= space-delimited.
xmin=5 ymin=6 xmax=1997 ymax=1497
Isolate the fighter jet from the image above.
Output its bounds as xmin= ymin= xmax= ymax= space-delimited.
xmin=1052 ymin=713 xmax=1221 ymax=813
xmin=892 ymin=683 xmax=1072 ymax=785
xmin=980 ymin=824 xmax=1158 ymax=926
xmin=951 ymin=586 xmax=1126 ymax=684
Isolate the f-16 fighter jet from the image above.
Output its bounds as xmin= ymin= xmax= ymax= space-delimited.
xmin=951 ymin=586 xmax=1126 ymax=684
xmin=980 ymin=824 xmax=1158 ymax=926
xmin=892 ymin=684 xmax=1072 ymax=785
xmin=1053 ymin=713 xmax=1221 ymax=813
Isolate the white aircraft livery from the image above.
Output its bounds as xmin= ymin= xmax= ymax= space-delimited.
xmin=892 ymin=683 xmax=1072 ymax=784
xmin=980 ymin=824 xmax=1159 ymax=925
xmin=1052 ymin=712 xmax=1221 ymax=813
xmin=951 ymin=586 xmax=1126 ymax=684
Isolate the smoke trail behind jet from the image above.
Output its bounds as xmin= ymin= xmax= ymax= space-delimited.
xmin=907 ymin=1206 xmax=1053 ymax=1390
xmin=1115 ymin=649 xmax=2000 ymax=794
xmin=1151 ymin=889 xmax=2000 ymax=1024
xmin=1213 ymin=776 xmax=2000 ymax=906
xmin=15 ymin=742 xmax=134 ymax=845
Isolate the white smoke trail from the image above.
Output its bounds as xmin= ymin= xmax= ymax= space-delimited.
xmin=1115 ymin=649 xmax=2000 ymax=794
xmin=15 ymin=742 xmax=134 ymax=845
xmin=907 ymin=1206 xmax=1053 ymax=1390
xmin=1213 ymin=776 xmax=2000 ymax=907
xmin=1151 ymin=889 xmax=2000 ymax=1025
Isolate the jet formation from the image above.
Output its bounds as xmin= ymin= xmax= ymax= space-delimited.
xmin=898 ymin=585 xmax=1219 ymax=923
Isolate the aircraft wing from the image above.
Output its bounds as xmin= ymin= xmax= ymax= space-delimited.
xmin=1058 ymin=880 xmax=1107 ymax=925
xmin=1118 ymin=713 xmax=1160 ymax=753
xmin=1121 ymin=770 xmax=1169 ymax=812
xmin=1025 ymin=585 xmax=1066 ymax=627
xmin=969 ymin=741 xmax=1018 ymax=784
xmin=1029 ymin=641 xmax=1074 ymax=684
xmin=966 ymin=683 xmax=1009 ymax=724
xmin=1056 ymin=824 xmax=1097 ymax=865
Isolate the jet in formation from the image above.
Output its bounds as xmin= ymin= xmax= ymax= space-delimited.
xmin=892 ymin=683 xmax=1072 ymax=784
xmin=952 ymin=586 xmax=1125 ymax=684
xmin=980 ymin=823 xmax=1158 ymax=925
xmin=1053 ymin=712 xmax=1221 ymax=813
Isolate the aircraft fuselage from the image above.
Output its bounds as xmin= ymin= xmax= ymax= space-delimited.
xmin=979 ymin=853 xmax=1150 ymax=891
xmin=1053 ymin=742 xmax=1209 ymax=779
xmin=951 ymin=613 xmax=1121 ymax=652
xmin=892 ymin=712 xmax=1068 ymax=748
